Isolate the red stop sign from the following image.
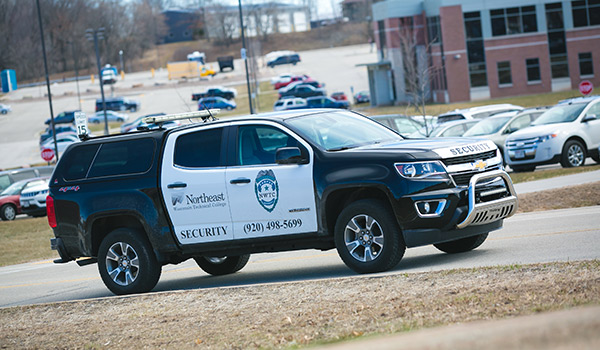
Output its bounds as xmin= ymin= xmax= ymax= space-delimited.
xmin=579 ymin=80 xmax=593 ymax=96
xmin=41 ymin=148 xmax=55 ymax=161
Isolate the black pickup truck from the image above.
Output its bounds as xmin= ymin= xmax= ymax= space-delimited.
xmin=191 ymin=87 xmax=236 ymax=101
xmin=48 ymin=109 xmax=517 ymax=295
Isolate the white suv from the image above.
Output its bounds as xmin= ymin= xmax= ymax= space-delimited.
xmin=19 ymin=179 xmax=49 ymax=217
xmin=505 ymin=96 xmax=600 ymax=172
xmin=437 ymin=104 xmax=523 ymax=124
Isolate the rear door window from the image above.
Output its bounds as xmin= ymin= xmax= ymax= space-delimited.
xmin=87 ymin=139 xmax=155 ymax=178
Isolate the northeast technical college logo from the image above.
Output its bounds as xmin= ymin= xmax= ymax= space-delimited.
xmin=172 ymin=192 xmax=184 ymax=206
xmin=255 ymin=169 xmax=279 ymax=212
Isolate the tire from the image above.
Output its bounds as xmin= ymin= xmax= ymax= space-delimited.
xmin=511 ymin=165 xmax=536 ymax=173
xmin=334 ymin=199 xmax=405 ymax=274
xmin=560 ymin=140 xmax=586 ymax=168
xmin=129 ymin=106 xmax=137 ymax=112
xmin=97 ymin=228 xmax=161 ymax=295
xmin=0 ymin=204 xmax=17 ymax=221
xmin=194 ymin=255 xmax=250 ymax=276
xmin=1 ymin=110 xmax=7 ymax=114
xmin=433 ymin=233 xmax=488 ymax=254
xmin=92 ymin=120 xmax=100 ymax=124
xmin=226 ymin=106 xmax=233 ymax=111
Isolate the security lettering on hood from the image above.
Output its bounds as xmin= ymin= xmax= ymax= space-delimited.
xmin=433 ymin=140 xmax=496 ymax=158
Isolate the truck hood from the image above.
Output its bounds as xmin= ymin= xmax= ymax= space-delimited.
xmin=507 ymin=123 xmax=566 ymax=140
xmin=346 ymin=138 xmax=497 ymax=159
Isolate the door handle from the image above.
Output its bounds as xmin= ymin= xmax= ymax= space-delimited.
xmin=167 ymin=182 xmax=187 ymax=189
xmin=230 ymin=178 xmax=251 ymax=184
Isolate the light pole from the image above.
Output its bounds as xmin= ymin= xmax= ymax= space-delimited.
xmin=238 ymin=0 xmax=254 ymax=114
xmin=119 ymin=50 xmax=124 ymax=74
xmin=35 ymin=0 xmax=59 ymax=161
xmin=86 ymin=28 xmax=109 ymax=135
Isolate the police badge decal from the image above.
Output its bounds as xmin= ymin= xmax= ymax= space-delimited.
xmin=255 ymin=169 xmax=279 ymax=212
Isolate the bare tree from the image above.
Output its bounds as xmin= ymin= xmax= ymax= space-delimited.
xmin=397 ymin=21 xmax=440 ymax=136
xmin=205 ymin=4 xmax=237 ymax=46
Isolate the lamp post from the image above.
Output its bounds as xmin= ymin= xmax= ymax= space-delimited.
xmin=238 ymin=0 xmax=254 ymax=114
xmin=86 ymin=28 xmax=109 ymax=135
xmin=35 ymin=0 xmax=59 ymax=160
xmin=119 ymin=50 xmax=124 ymax=74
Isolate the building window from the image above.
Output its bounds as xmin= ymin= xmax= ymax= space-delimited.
xmin=572 ymin=0 xmax=600 ymax=27
xmin=526 ymin=58 xmax=541 ymax=82
xmin=427 ymin=16 xmax=441 ymax=43
xmin=464 ymin=11 xmax=487 ymax=87
xmin=490 ymin=6 xmax=538 ymax=36
xmin=497 ymin=61 xmax=512 ymax=85
xmin=545 ymin=3 xmax=569 ymax=78
xmin=377 ymin=20 xmax=386 ymax=59
xmin=579 ymin=52 xmax=594 ymax=76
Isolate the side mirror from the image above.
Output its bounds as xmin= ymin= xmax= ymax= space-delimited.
xmin=503 ymin=128 xmax=512 ymax=134
xmin=275 ymin=147 xmax=307 ymax=165
xmin=582 ymin=114 xmax=598 ymax=123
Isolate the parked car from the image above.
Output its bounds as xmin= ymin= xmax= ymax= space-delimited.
xmin=0 ymin=177 xmax=48 ymax=220
xmin=121 ymin=113 xmax=166 ymax=133
xmin=274 ymin=75 xmax=311 ymax=90
xmin=44 ymin=110 xmax=81 ymax=125
xmin=273 ymin=97 xmax=307 ymax=111
xmin=437 ymin=104 xmax=523 ymax=124
xmin=279 ymin=79 xmax=322 ymax=93
xmin=266 ymin=51 xmax=300 ymax=68
xmin=505 ymin=96 xmax=600 ymax=171
xmin=0 ymin=103 xmax=11 ymax=114
xmin=354 ymin=91 xmax=370 ymax=104
xmin=370 ymin=114 xmax=423 ymax=137
xmin=40 ymin=133 xmax=79 ymax=154
xmin=40 ymin=125 xmax=77 ymax=144
xmin=198 ymin=96 xmax=237 ymax=110
xmin=270 ymin=73 xmax=293 ymax=86
xmin=192 ymin=86 xmax=237 ymax=101
xmin=88 ymin=111 xmax=129 ymax=124
xmin=101 ymin=65 xmax=118 ymax=85
xmin=299 ymin=96 xmax=350 ymax=109
xmin=279 ymin=84 xmax=326 ymax=99
xmin=0 ymin=166 xmax=54 ymax=192
xmin=96 ymin=97 xmax=140 ymax=112
xmin=411 ymin=119 xmax=479 ymax=138
xmin=463 ymin=107 xmax=548 ymax=158
xmin=19 ymin=178 xmax=49 ymax=217
xmin=331 ymin=92 xmax=348 ymax=101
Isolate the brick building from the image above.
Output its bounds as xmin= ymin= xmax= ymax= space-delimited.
xmin=370 ymin=0 xmax=600 ymax=104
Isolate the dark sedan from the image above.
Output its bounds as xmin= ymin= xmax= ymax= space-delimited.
xmin=279 ymin=84 xmax=326 ymax=99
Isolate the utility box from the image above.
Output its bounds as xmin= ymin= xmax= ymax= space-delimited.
xmin=1 ymin=69 xmax=17 ymax=93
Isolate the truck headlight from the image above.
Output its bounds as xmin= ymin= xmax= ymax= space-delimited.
xmin=395 ymin=161 xmax=450 ymax=181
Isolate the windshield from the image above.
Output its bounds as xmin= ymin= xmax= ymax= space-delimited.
xmin=0 ymin=179 xmax=46 ymax=196
xmin=532 ymin=103 xmax=587 ymax=125
xmin=286 ymin=111 xmax=401 ymax=151
xmin=464 ymin=116 xmax=512 ymax=136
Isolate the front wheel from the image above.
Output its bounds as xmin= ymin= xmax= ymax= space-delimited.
xmin=194 ymin=255 xmax=250 ymax=276
xmin=434 ymin=233 xmax=488 ymax=254
xmin=334 ymin=199 xmax=405 ymax=274
xmin=560 ymin=140 xmax=586 ymax=167
xmin=0 ymin=204 xmax=17 ymax=221
xmin=226 ymin=106 xmax=233 ymax=111
xmin=98 ymin=228 xmax=161 ymax=295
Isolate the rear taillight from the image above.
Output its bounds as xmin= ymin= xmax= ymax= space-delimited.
xmin=46 ymin=195 xmax=57 ymax=228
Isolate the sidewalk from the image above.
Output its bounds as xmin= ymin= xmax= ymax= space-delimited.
xmin=513 ymin=169 xmax=600 ymax=194
xmin=319 ymin=305 xmax=600 ymax=350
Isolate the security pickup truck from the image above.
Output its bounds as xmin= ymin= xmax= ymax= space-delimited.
xmin=48 ymin=109 xmax=518 ymax=295
xmin=191 ymin=87 xmax=236 ymax=101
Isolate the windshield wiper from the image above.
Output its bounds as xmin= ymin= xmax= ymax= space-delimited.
xmin=328 ymin=145 xmax=356 ymax=151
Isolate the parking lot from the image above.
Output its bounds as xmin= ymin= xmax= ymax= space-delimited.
xmin=0 ymin=44 xmax=376 ymax=170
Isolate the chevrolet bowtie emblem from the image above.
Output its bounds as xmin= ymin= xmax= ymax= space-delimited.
xmin=473 ymin=159 xmax=487 ymax=171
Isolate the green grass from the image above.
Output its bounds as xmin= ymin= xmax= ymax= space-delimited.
xmin=0 ymin=217 xmax=57 ymax=267
xmin=510 ymin=164 xmax=600 ymax=184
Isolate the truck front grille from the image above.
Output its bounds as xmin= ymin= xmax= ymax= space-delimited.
xmin=442 ymin=150 xmax=496 ymax=166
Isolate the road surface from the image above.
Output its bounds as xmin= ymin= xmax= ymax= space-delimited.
xmin=0 ymin=205 xmax=598 ymax=308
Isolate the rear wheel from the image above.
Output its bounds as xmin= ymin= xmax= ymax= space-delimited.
xmin=194 ymin=255 xmax=250 ymax=276
xmin=0 ymin=204 xmax=17 ymax=221
xmin=560 ymin=140 xmax=586 ymax=168
xmin=334 ymin=199 xmax=405 ymax=274
xmin=98 ymin=228 xmax=161 ymax=295
xmin=434 ymin=233 xmax=488 ymax=254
